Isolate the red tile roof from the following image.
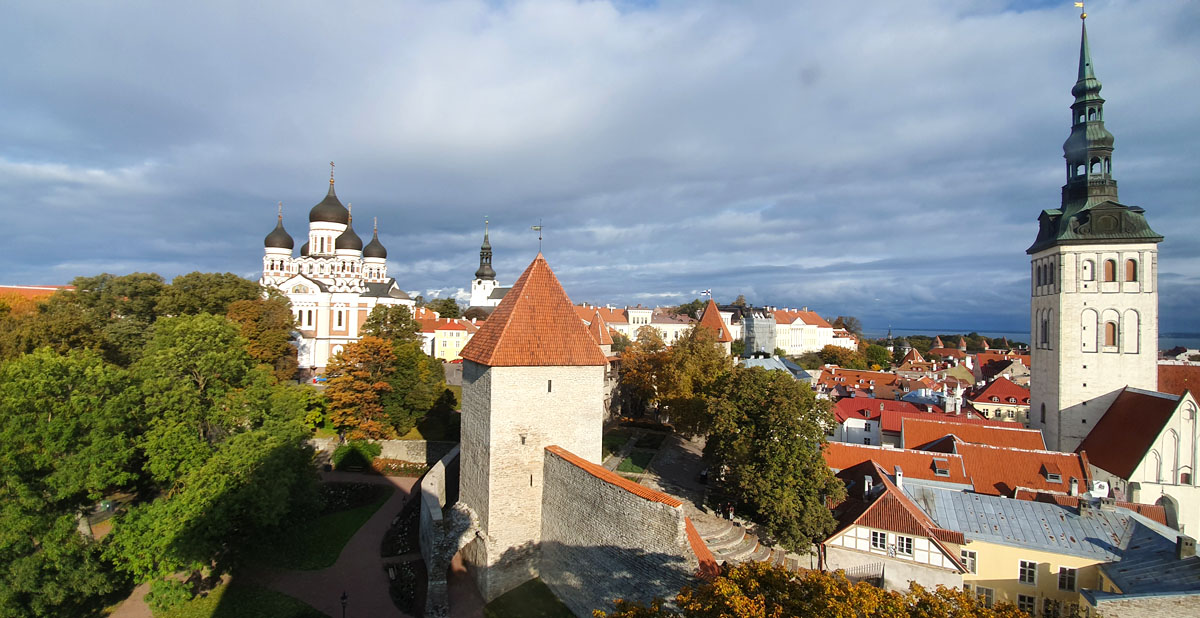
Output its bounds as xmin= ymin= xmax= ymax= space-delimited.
xmin=954 ymin=443 xmax=1090 ymax=497
xmin=927 ymin=347 xmax=966 ymax=360
xmin=545 ymin=445 xmax=682 ymax=507
xmin=1076 ymin=387 xmax=1182 ymax=479
xmin=902 ymin=417 xmax=1045 ymax=450
xmin=698 ymin=298 xmax=733 ymax=343
xmin=1158 ymin=364 xmax=1200 ymax=398
xmin=586 ymin=310 xmax=614 ymax=346
xmin=857 ymin=463 xmax=968 ymax=550
xmin=900 ymin=348 xmax=924 ymax=364
xmin=0 ymin=285 xmax=74 ymax=300
xmin=773 ymin=309 xmax=832 ymax=328
xmin=460 ymin=254 xmax=608 ymax=367
xmin=823 ymin=442 xmax=971 ymax=486
xmin=574 ymin=304 xmax=628 ymax=325
xmin=969 ymin=377 xmax=1031 ymax=405
xmin=932 ymin=336 xmax=944 ymax=348
xmin=1011 ymin=489 xmax=1168 ymax=526
xmin=832 ymin=398 xmax=1009 ymax=434
xmin=684 ymin=518 xmax=721 ymax=579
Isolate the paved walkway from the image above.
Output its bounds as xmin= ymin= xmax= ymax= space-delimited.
xmin=251 ymin=471 xmax=421 ymax=618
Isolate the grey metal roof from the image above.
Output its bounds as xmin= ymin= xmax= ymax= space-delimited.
xmin=742 ymin=356 xmax=790 ymax=372
xmin=362 ymin=279 xmax=410 ymax=299
xmin=1097 ymin=520 xmax=1200 ymax=595
xmin=488 ymin=287 xmax=510 ymax=300
xmin=904 ymin=484 xmax=1159 ymax=561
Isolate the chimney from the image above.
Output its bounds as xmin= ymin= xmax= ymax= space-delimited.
xmin=1177 ymin=536 xmax=1196 ymax=560
xmin=1069 ymin=478 xmax=1079 ymax=497
xmin=863 ymin=476 xmax=873 ymax=500
xmin=893 ymin=465 xmax=904 ymax=490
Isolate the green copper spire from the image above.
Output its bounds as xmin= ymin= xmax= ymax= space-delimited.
xmin=1072 ymin=20 xmax=1102 ymax=100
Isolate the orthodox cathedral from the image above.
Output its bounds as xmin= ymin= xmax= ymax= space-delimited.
xmin=260 ymin=169 xmax=414 ymax=374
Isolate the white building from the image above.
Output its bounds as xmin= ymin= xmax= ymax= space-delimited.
xmin=467 ymin=220 xmax=508 ymax=313
xmin=260 ymin=172 xmax=414 ymax=374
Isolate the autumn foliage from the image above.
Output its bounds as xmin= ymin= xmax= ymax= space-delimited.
xmin=325 ymin=336 xmax=396 ymax=439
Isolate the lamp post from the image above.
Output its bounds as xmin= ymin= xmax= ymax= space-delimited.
xmin=340 ymin=591 xmax=348 ymax=618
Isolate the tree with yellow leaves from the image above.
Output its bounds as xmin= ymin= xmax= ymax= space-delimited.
xmin=324 ymin=335 xmax=396 ymax=439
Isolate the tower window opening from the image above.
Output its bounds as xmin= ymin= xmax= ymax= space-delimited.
xmin=1104 ymin=322 xmax=1117 ymax=347
xmin=1105 ymin=157 xmax=1111 ymax=174
xmin=1103 ymin=259 xmax=1117 ymax=282
xmin=1040 ymin=319 xmax=1049 ymax=345
xmin=1090 ymin=157 xmax=1102 ymax=174
xmin=1125 ymin=259 xmax=1138 ymax=282
xmin=1076 ymin=112 xmax=1085 ymax=124
xmin=1088 ymin=107 xmax=1097 ymax=121
xmin=1074 ymin=163 xmax=1085 ymax=178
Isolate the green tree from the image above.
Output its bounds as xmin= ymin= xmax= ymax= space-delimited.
xmin=0 ymin=349 xmax=139 ymax=617
xmin=830 ymin=315 xmax=864 ymax=337
xmin=704 ymin=367 xmax=844 ymax=552
xmin=661 ymin=325 xmax=731 ymax=437
xmin=362 ymin=304 xmax=422 ymax=344
xmin=382 ymin=341 xmax=447 ymax=436
xmin=670 ymin=299 xmax=705 ymax=320
xmin=730 ymin=294 xmax=747 ymax=307
xmin=818 ymin=344 xmax=866 ymax=370
xmin=611 ymin=331 xmax=632 ymax=354
xmin=597 ymin=561 xmax=1026 ymax=618
xmin=795 ymin=351 xmax=822 ymax=370
xmin=618 ymin=326 xmax=670 ymax=415
xmin=226 ymin=295 xmax=298 ymax=381
xmin=70 ymin=272 xmax=166 ymax=324
xmin=863 ymin=344 xmax=891 ymax=369
xmin=324 ymin=336 xmax=397 ymax=439
xmin=156 ymin=272 xmax=261 ymax=317
xmin=426 ymin=298 xmax=462 ymax=318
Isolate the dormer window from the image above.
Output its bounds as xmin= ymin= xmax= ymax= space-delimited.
xmin=1041 ymin=462 xmax=1062 ymax=483
xmin=932 ymin=458 xmax=950 ymax=477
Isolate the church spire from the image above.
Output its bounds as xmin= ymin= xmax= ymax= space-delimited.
xmin=1061 ymin=15 xmax=1116 ymax=211
xmin=475 ymin=218 xmax=496 ymax=280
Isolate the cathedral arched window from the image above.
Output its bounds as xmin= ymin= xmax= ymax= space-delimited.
xmin=1103 ymin=259 xmax=1117 ymax=282
xmin=1125 ymin=259 xmax=1138 ymax=282
xmin=1104 ymin=321 xmax=1117 ymax=347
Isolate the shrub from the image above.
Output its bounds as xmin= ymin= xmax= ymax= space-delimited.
xmin=332 ymin=440 xmax=382 ymax=470
xmin=146 ymin=579 xmax=192 ymax=614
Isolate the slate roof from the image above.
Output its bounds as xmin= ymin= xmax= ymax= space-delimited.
xmin=1093 ymin=520 xmax=1200 ymax=597
xmin=1158 ymin=364 xmax=1200 ymax=398
xmin=362 ymin=279 xmax=410 ymax=299
xmin=1076 ymin=387 xmax=1182 ymax=478
xmin=460 ymin=254 xmax=607 ymax=367
xmin=902 ymin=417 xmax=1045 ymax=450
xmin=487 ymin=287 xmax=510 ymax=300
xmin=698 ymin=298 xmax=733 ymax=343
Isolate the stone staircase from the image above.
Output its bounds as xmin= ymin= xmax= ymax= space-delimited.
xmin=691 ymin=512 xmax=808 ymax=571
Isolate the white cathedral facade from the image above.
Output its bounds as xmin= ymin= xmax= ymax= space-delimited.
xmin=260 ymin=172 xmax=414 ymax=374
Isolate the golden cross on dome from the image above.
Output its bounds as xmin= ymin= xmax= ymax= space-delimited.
xmin=330 ymin=161 xmax=335 ymax=184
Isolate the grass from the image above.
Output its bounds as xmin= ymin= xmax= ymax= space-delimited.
xmin=399 ymin=411 xmax=460 ymax=441
xmin=633 ymin=432 xmax=667 ymax=450
xmin=447 ymin=384 xmax=462 ymax=408
xmin=483 ymin=578 xmax=574 ymax=618
xmin=602 ymin=429 xmax=633 ymax=459
xmin=616 ymin=450 xmax=655 ymax=474
xmin=312 ymin=421 xmax=338 ymax=439
xmin=251 ymin=484 xmax=394 ymax=570
xmin=157 ymin=580 xmax=328 ymax=618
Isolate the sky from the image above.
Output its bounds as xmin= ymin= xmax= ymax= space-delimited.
xmin=3 ymin=0 xmax=1198 ymax=335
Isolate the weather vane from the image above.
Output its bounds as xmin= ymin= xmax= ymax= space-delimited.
xmin=330 ymin=161 xmax=335 ymax=184
xmin=1075 ymin=1 xmax=1086 ymax=20
xmin=531 ymin=219 xmax=543 ymax=251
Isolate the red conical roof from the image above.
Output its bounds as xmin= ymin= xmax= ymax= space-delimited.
xmin=460 ymin=253 xmax=608 ymax=367
xmin=587 ymin=310 xmax=614 ymax=346
xmin=698 ymin=298 xmax=733 ymax=343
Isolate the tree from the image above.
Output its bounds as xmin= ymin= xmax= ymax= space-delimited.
xmin=324 ymin=336 xmax=397 ymax=439
xmin=818 ymin=344 xmax=866 ymax=370
xmin=361 ymin=304 xmax=422 ymax=344
xmin=597 ymin=561 xmax=1026 ymax=618
xmin=670 ymin=299 xmax=705 ymax=320
xmin=611 ymin=331 xmax=632 ymax=354
xmin=226 ymin=295 xmax=298 ymax=381
xmin=704 ymin=367 xmax=843 ymax=552
xmin=426 ymin=298 xmax=461 ymax=319
xmin=830 ymin=315 xmax=863 ymax=337
xmin=0 ymin=348 xmax=139 ymax=617
xmin=156 ymin=272 xmax=261 ymax=317
xmin=730 ymin=339 xmax=746 ymax=357
xmin=795 ymin=351 xmax=822 ymax=370
xmin=381 ymin=341 xmax=447 ymax=436
xmin=660 ymin=325 xmax=731 ymax=437
xmin=730 ymin=294 xmax=747 ymax=307
xmin=864 ymin=344 xmax=891 ymax=369
xmin=70 ymin=272 xmax=166 ymax=324
xmin=618 ymin=327 xmax=670 ymax=415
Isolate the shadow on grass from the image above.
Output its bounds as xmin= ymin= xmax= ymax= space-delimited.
xmin=484 ymin=578 xmax=574 ymax=618
xmin=250 ymin=482 xmax=395 ymax=571
xmin=158 ymin=578 xmax=328 ymax=618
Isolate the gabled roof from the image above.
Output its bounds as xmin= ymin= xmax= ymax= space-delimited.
xmin=460 ymin=254 xmax=608 ymax=367
xmin=832 ymin=398 xmax=1009 ymax=434
xmin=1076 ymin=387 xmax=1183 ymax=479
xmin=587 ymin=310 xmax=614 ymax=346
xmin=573 ymin=304 xmax=628 ymax=325
xmin=954 ymin=442 xmax=1090 ymax=497
xmin=698 ymin=298 xmax=733 ymax=343
xmin=902 ymin=417 xmax=1046 ymax=450
xmin=1012 ymin=489 xmax=1167 ymax=526
xmin=927 ymin=347 xmax=967 ymax=360
xmin=1158 ymin=364 xmax=1200 ymax=398
xmin=823 ymin=442 xmax=972 ymax=487
xmin=900 ymin=348 xmax=924 ymax=364
xmin=969 ymin=377 xmax=1031 ymax=405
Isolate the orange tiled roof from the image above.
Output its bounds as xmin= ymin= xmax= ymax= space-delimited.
xmin=1076 ymin=387 xmax=1182 ymax=479
xmin=1011 ymin=489 xmax=1168 ymax=526
xmin=900 ymin=348 xmax=924 ymax=364
xmin=545 ymin=445 xmax=682 ymax=507
xmin=698 ymin=298 xmax=732 ymax=343
xmin=773 ymin=309 xmax=832 ymax=328
xmin=574 ymin=304 xmax=628 ymax=325
xmin=927 ymin=347 xmax=967 ymax=359
xmin=587 ymin=310 xmax=614 ymax=346
xmin=855 ymin=463 xmax=968 ymax=551
xmin=684 ymin=518 xmax=720 ymax=579
xmin=0 ymin=284 xmax=74 ymax=300
xmin=460 ymin=254 xmax=608 ymax=367
xmin=969 ymin=377 xmax=1031 ymax=405
xmin=932 ymin=336 xmax=944 ymax=347
xmin=954 ymin=443 xmax=1090 ymax=497
xmin=823 ymin=442 xmax=971 ymax=486
xmin=1158 ymin=364 xmax=1200 ymax=398
xmin=902 ymin=417 xmax=1045 ymax=450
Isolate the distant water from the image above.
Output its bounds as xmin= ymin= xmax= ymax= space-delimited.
xmin=863 ymin=327 xmax=1200 ymax=352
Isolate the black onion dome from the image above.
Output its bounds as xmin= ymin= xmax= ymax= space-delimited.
xmin=264 ymin=216 xmax=294 ymax=249
xmin=335 ymin=218 xmax=363 ymax=251
xmin=300 ymin=241 xmax=310 ymax=256
xmin=309 ymin=181 xmax=350 ymax=224
xmin=363 ymin=228 xmax=387 ymax=258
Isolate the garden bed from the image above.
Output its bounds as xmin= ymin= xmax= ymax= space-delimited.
xmin=372 ymin=458 xmax=430 ymax=477
xmin=387 ymin=558 xmax=426 ymax=616
xmin=380 ymin=491 xmax=422 ymax=557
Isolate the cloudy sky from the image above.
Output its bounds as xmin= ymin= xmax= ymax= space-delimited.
xmin=4 ymin=0 xmax=1197 ymax=334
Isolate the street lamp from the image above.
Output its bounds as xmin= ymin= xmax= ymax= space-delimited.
xmin=340 ymin=591 xmax=348 ymax=618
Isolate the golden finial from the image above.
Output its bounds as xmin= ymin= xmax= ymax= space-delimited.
xmin=277 ymin=201 xmax=283 ymax=220
xmin=330 ymin=161 xmax=335 ymax=184
xmin=373 ymin=216 xmax=378 ymax=233
xmin=347 ymin=202 xmax=352 ymax=223
xmin=1075 ymin=2 xmax=1086 ymax=19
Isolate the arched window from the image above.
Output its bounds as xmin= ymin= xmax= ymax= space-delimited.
xmin=1088 ymin=107 xmax=1097 ymax=121
xmin=1036 ymin=265 xmax=1043 ymax=286
xmin=1103 ymin=259 xmax=1117 ymax=282
xmin=1082 ymin=259 xmax=1094 ymax=281
xmin=1125 ymin=259 xmax=1138 ymax=282
xmin=1090 ymin=157 xmax=1102 ymax=174
xmin=1048 ymin=262 xmax=1055 ymax=285
xmin=1104 ymin=322 xmax=1117 ymax=347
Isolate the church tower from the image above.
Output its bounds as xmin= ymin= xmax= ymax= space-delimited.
xmin=469 ymin=219 xmax=501 ymax=308
xmin=1028 ymin=14 xmax=1163 ymax=452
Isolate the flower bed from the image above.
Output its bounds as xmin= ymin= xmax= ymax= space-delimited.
xmin=387 ymin=559 xmax=426 ymax=615
xmin=372 ymin=458 xmax=430 ymax=477
xmin=319 ymin=482 xmax=385 ymax=514
xmin=380 ymin=491 xmax=422 ymax=557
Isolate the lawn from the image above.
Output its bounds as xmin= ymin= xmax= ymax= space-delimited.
xmin=399 ymin=411 xmax=460 ymax=441
xmin=602 ymin=429 xmax=632 ymax=459
xmin=157 ymin=580 xmax=327 ymax=618
xmin=633 ymin=432 xmax=667 ymax=450
xmin=616 ymin=450 xmax=655 ymax=474
xmin=251 ymin=483 xmax=394 ymax=570
xmin=483 ymin=578 xmax=574 ymax=618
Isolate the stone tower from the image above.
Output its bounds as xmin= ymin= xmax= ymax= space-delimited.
xmin=458 ymin=253 xmax=608 ymax=600
xmin=1028 ymin=15 xmax=1162 ymax=452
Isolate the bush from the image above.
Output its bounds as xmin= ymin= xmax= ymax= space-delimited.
xmin=332 ymin=440 xmax=382 ymax=470
xmin=146 ymin=579 xmax=192 ymax=614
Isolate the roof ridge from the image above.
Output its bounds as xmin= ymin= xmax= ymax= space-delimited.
xmin=545 ymin=445 xmax=682 ymax=507
xmin=1125 ymin=386 xmax=1181 ymax=401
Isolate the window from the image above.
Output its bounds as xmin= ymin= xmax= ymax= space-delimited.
xmin=863 ymin=438 xmax=871 ymax=445
xmin=1040 ymin=404 xmax=1046 ymax=424
xmin=976 ymin=587 xmax=994 ymax=608
xmin=1018 ymin=594 xmax=1037 ymax=614
xmin=1103 ymin=259 xmax=1116 ymax=282
xmin=870 ymin=531 xmax=887 ymax=550
xmin=1104 ymin=322 xmax=1117 ymax=347
xmin=547 ymin=379 xmax=553 ymax=393
xmin=934 ymin=458 xmax=951 ymax=478
xmin=337 ymin=310 xmax=343 ymax=328
xmin=1019 ymin=560 xmax=1038 ymax=585
xmin=306 ymin=310 xmax=313 ymax=327
xmin=1058 ymin=567 xmax=1077 ymax=591
xmin=895 ymin=536 xmax=913 ymax=556
xmin=1126 ymin=259 xmax=1138 ymax=282
xmin=961 ymin=550 xmax=977 ymax=574
xmin=1082 ymin=259 xmax=1094 ymax=281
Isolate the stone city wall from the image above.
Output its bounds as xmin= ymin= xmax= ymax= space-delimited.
xmin=540 ymin=446 xmax=701 ymax=618
xmin=1092 ymin=593 xmax=1200 ymax=618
